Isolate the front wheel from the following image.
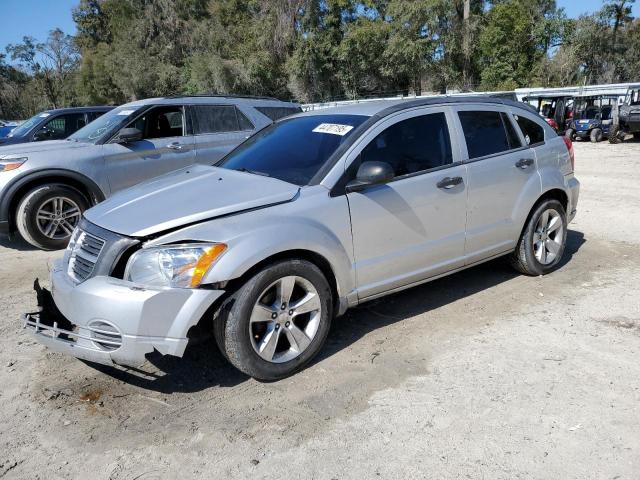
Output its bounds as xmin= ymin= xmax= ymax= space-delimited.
xmin=564 ymin=128 xmax=575 ymax=141
xmin=214 ymin=260 xmax=333 ymax=380
xmin=590 ymin=128 xmax=603 ymax=143
xmin=510 ymin=199 xmax=567 ymax=276
xmin=15 ymin=184 xmax=88 ymax=250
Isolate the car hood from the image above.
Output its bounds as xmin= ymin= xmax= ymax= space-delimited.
xmin=0 ymin=139 xmax=92 ymax=155
xmin=84 ymin=164 xmax=300 ymax=237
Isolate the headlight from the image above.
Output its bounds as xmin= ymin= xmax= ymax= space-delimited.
xmin=124 ymin=243 xmax=227 ymax=288
xmin=0 ymin=157 xmax=27 ymax=172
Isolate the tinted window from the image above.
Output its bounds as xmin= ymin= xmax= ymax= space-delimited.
xmin=514 ymin=114 xmax=545 ymax=145
xmin=36 ymin=113 xmax=86 ymax=140
xmin=360 ymin=113 xmax=452 ymax=178
xmin=459 ymin=111 xmax=511 ymax=159
xmin=501 ymin=112 xmax=522 ymax=149
xmin=87 ymin=111 xmax=108 ymax=122
xmin=255 ymin=106 xmax=303 ymax=121
xmin=192 ymin=105 xmax=254 ymax=134
xmin=218 ymin=114 xmax=367 ymax=186
xmin=130 ymin=106 xmax=184 ymax=139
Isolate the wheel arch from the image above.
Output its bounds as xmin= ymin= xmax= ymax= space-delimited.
xmin=217 ymin=249 xmax=345 ymax=317
xmin=1 ymin=169 xmax=106 ymax=233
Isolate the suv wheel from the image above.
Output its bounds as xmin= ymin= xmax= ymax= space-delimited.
xmin=214 ymin=260 xmax=333 ymax=380
xmin=16 ymin=184 xmax=88 ymax=250
xmin=590 ymin=128 xmax=603 ymax=142
xmin=510 ymin=199 xmax=567 ymax=276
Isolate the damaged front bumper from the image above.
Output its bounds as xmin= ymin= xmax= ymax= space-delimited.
xmin=23 ymin=260 xmax=225 ymax=367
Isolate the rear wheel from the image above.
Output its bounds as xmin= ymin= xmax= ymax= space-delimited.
xmin=15 ymin=184 xmax=87 ymax=250
xmin=214 ymin=260 xmax=333 ymax=380
xmin=590 ymin=128 xmax=603 ymax=142
xmin=510 ymin=199 xmax=567 ymax=276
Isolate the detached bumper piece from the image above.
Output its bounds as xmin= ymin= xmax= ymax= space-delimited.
xmin=23 ymin=281 xmax=125 ymax=366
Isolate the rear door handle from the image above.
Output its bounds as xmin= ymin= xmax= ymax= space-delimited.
xmin=515 ymin=158 xmax=534 ymax=169
xmin=167 ymin=142 xmax=183 ymax=150
xmin=437 ymin=176 xmax=463 ymax=189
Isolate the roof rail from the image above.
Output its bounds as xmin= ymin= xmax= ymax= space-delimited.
xmin=164 ymin=93 xmax=285 ymax=101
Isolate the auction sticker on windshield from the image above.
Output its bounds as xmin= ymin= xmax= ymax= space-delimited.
xmin=312 ymin=123 xmax=354 ymax=136
xmin=117 ymin=110 xmax=136 ymax=116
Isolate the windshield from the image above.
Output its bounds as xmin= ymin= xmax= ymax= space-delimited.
xmin=7 ymin=112 xmax=48 ymax=138
xmin=69 ymin=105 xmax=142 ymax=143
xmin=218 ymin=114 xmax=367 ymax=185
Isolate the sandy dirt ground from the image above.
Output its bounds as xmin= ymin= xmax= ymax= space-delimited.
xmin=1 ymin=140 xmax=639 ymax=479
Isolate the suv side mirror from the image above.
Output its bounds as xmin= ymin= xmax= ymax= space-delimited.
xmin=115 ymin=127 xmax=143 ymax=143
xmin=33 ymin=128 xmax=51 ymax=141
xmin=346 ymin=161 xmax=395 ymax=193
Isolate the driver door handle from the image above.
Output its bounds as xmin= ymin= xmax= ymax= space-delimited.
xmin=515 ymin=158 xmax=534 ymax=169
xmin=437 ymin=176 xmax=463 ymax=189
xmin=167 ymin=141 xmax=183 ymax=150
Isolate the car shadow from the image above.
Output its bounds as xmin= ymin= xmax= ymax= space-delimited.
xmin=0 ymin=234 xmax=45 ymax=252
xmin=88 ymin=229 xmax=586 ymax=394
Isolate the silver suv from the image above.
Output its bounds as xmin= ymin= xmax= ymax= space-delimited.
xmin=0 ymin=95 xmax=301 ymax=250
xmin=24 ymin=97 xmax=580 ymax=380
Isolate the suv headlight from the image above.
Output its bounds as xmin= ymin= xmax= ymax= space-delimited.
xmin=124 ymin=243 xmax=227 ymax=288
xmin=0 ymin=157 xmax=27 ymax=172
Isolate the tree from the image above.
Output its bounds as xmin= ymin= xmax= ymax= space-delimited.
xmin=6 ymin=29 xmax=79 ymax=108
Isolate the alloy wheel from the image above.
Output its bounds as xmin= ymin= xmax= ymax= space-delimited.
xmin=532 ymin=208 xmax=564 ymax=265
xmin=35 ymin=197 xmax=81 ymax=240
xmin=249 ymin=275 xmax=322 ymax=363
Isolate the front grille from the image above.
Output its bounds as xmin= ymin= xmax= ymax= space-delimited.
xmin=67 ymin=230 xmax=105 ymax=283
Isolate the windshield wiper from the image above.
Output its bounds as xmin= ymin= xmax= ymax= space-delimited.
xmin=235 ymin=167 xmax=270 ymax=177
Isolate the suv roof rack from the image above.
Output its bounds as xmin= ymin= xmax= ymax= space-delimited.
xmin=164 ymin=93 xmax=284 ymax=101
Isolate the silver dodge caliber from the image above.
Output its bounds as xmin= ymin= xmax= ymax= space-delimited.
xmin=24 ymin=97 xmax=580 ymax=380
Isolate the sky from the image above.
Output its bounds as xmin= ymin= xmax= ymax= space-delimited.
xmin=0 ymin=0 xmax=638 ymax=56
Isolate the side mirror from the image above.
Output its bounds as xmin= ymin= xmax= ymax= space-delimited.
xmin=33 ymin=128 xmax=51 ymax=141
xmin=115 ymin=127 xmax=143 ymax=143
xmin=345 ymin=161 xmax=395 ymax=193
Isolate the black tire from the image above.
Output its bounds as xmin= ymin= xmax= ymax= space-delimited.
xmin=633 ymin=132 xmax=640 ymax=141
xmin=214 ymin=260 xmax=333 ymax=380
xmin=510 ymin=199 xmax=567 ymax=276
xmin=564 ymin=128 xmax=575 ymax=141
xmin=590 ymin=128 xmax=603 ymax=143
xmin=15 ymin=184 xmax=88 ymax=250
xmin=609 ymin=126 xmax=622 ymax=144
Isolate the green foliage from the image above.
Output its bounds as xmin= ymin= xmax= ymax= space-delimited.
xmin=1 ymin=0 xmax=639 ymax=118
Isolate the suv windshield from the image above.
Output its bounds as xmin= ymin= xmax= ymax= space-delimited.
xmin=7 ymin=112 xmax=48 ymax=138
xmin=69 ymin=105 xmax=143 ymax=143
xmin=218 ymin=114 xmax=367 ymax=185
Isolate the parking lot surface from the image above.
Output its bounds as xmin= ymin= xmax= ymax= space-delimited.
xmin=1 ymin=141 xmax=639 ymax=479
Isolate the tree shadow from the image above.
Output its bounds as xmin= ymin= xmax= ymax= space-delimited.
xmin=87 ymin=229 xmax=586 ymax=393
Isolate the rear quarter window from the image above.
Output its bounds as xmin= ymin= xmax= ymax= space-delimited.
xmin=514 ymin=114 xmax=545 ymax=145
xmin=255 ymin=106 xmax=303 ymax=121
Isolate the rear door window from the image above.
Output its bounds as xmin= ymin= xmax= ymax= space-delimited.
xmin=501 ymin=112 xmax=522 ymax=149
xmin=191 ymin=105 xmax=254 ymax=134
xmin=458 ymin=111 xmax=512 ymax=159
xmin=360 ymin=112 xmax=453 ymax=178
xmin=514 ymin=114 xmax=545 ymax=145
xmin=40 ymin=113 xmax=87 ymax=140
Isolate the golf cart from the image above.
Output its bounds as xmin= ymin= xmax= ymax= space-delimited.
xmin=565 ymin=95 xmax=618 ymax=143
xmin=522 ymin=94 xmax=573 ymax=133
xmin=609 ymin=86 xmax=640 ymax=143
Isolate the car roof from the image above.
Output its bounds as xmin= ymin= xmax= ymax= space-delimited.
xmin=121 ymin=95 xmax=301 ymax=108
xmin=43 ymin=106 xmax=115 ymax=114
xmin=297 ymin=95 xmax=535 ymax=119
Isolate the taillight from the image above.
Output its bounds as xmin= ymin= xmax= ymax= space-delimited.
xmin=562 ymin=135 xmax=575 ymax=172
